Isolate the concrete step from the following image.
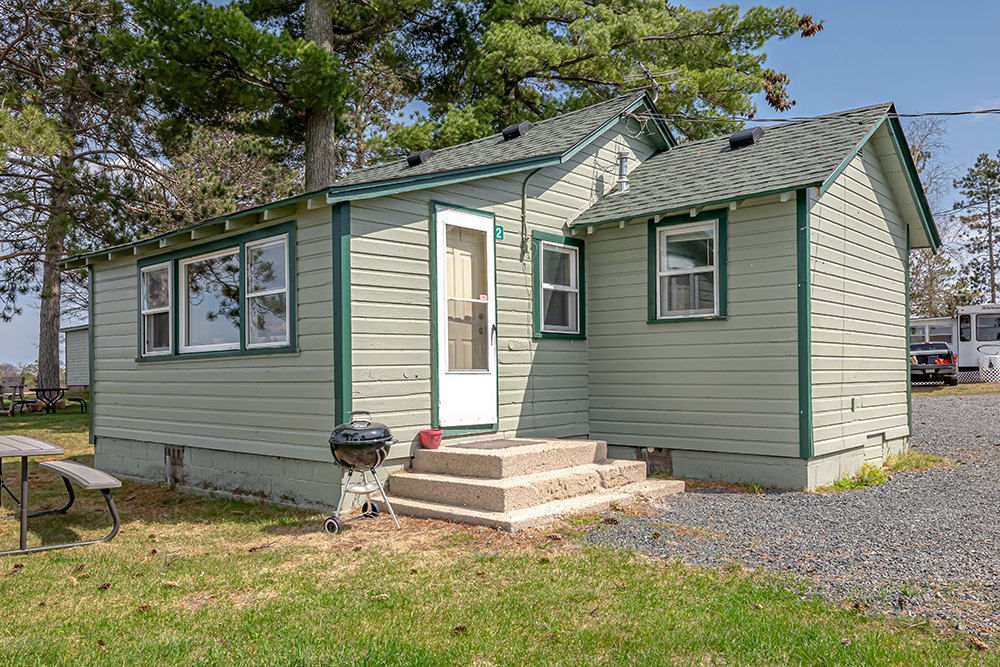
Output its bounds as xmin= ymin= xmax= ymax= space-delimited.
xmin=388 ymin=459 xmax=646 ymax=513
xmin=412 ymin=438 xmax=607 ymax=479
xmin=386 ymin=479 xmax=685 ymax=533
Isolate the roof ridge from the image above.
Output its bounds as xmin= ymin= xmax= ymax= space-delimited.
xmin=664 ymin=102 xmax=892 ymax=150
xmin=345 ymin=92 xmax=647 ymax=175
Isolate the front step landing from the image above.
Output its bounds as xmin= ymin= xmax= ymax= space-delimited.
xmin=387 ymin=478 xmax=685 ymax=533
xmin=387 ymin=437 xmax=684 ymax=532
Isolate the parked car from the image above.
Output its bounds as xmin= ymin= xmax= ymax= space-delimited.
xmin=910 ymin=342 xmax=958 ymax=385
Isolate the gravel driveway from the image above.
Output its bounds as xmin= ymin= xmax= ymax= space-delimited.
xmin=589 ymin=393 xmax=1000 ymax=637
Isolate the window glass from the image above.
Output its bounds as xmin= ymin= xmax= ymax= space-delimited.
xmin=246 ymin=237 xmax=289 ymax=347
xmin=977 ymin=315 xmax=1000 ymax=342
xmin=909 ymin=325 xmax=925 ymax=344
xmin=447 ymin=300 xmax=488 ymax=370
xmin=928 ymin=325 xmax=953 ymax=344
xmin=656 ymin=221 xmax=717 ymax=318
xmin=184 ymin=251 xmax=240 ymax=350
xmin=142 ymin=266 xmax=169 ymax=311
xmin=539 ymin=241 xmax=580 ymax=334
xmin=542 ymin=248 xmax=572 ymax=286
xmin=446 ymin=225 xmax=487 ymax=301
xmin=960 ymin=315 xmax=971 ymax=342
xmin=247 ymin=241 xmax=287 ymax=293
xmin=660 ymin=228 xmax=713 ymax=271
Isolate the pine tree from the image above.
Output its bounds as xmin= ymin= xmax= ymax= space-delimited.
xmin=955 ymin=153 xmax=1000 ymax=304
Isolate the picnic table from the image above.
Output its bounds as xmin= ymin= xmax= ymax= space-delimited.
xmin=0 ymin=435 xmax=121 ymax=555
xmin=29 ymin=388 xmax=88 ymax=415
xmin=0 ymin=435 xmax=64 ymax=553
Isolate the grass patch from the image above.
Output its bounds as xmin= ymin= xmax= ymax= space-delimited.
xmin=913 ymin=382 xmax=1000 ymax=397
xmin=885 ymin=451 xmax=953 ymax=473
xmin=0 ymin=409 xmax=996 ymax=665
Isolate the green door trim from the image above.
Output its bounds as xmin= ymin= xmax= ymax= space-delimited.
xmin=796 ymin=189 xmax=814 ymax=460
xmin=333 ymin=202 xmax=353 ymax=426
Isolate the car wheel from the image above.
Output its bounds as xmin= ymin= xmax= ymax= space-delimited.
xmin=947 ymin=377 xmax=959 ymax=386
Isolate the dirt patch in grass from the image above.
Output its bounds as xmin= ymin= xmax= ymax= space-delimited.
xmin=913 ymin=382 xmax=1000 ymax=397
xmin=682 ymin=479 xmax=777 ymax=494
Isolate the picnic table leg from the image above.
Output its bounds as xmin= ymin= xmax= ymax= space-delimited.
xmin=19 ymin=457 xmax=27 ymax=551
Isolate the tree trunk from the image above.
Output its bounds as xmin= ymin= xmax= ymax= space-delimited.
xmin=38 ymin=154 xmax=73 ymax=389
xmin=38 ymin=243 xmax=63 ymax=388
xmin=304 ymin=0 xmax=338 ymax=190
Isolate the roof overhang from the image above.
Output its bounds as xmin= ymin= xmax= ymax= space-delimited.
xmin=818 ymin=108 xmax=940 ymax=253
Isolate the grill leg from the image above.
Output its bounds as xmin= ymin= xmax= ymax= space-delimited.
xmin=372 ymin=472 xmax=400 ymax=530
xmin=334 ymin=469 xmax=353 ymax=519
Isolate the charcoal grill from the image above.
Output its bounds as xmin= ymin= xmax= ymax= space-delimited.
xmin=324 ymin=410 xmax=401 ymax=534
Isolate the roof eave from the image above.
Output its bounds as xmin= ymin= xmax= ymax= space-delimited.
xmin=567 ymin=184 xmax=823 ymax=229
xmin=884 ymin=112 xmax=941 ymax=253
xmin=60 ymin=188 xmax=329 ymax=268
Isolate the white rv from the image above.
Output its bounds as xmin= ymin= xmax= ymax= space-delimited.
xmin=910 ymin=304 xmax=1000 ymax=382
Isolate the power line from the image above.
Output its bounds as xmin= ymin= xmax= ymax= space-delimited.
xmin=629 ymin=107 xmax=1000 ymax=126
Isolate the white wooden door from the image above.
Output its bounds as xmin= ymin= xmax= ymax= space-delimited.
xmin=435 ymin=205 xmax=498 ymax=427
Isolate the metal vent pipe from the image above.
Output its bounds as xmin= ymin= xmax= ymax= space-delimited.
xmin=618 ymin=151 xmax=630 ymax=193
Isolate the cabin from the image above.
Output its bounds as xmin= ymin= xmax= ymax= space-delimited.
xmin=61 ymin=324 xmax=90 ymax=390
xmin=62 ymin=92 xmax=939 ymax=507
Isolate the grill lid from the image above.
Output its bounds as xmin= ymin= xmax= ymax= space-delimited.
xmin=330 ymin=411 xmax=393 ymax=446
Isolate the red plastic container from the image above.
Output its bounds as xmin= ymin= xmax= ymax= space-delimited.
xmin=419 ymin=429 xmax=443 ymax=449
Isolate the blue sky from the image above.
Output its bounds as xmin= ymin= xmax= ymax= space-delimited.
xmin=2 ymin=0 xmax=997 ymax=364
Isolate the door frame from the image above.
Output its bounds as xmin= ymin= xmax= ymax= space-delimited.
xmin=430 ymin=201 xmax=500 ymax=434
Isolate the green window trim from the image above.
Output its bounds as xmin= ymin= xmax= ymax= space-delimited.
xmin=134 ymin=221 xmax=297 ymax=363
xmin=646 ymin=210 xmax=728 ymax=324
xmin=532 ymin=230 xmax=586 ymax=340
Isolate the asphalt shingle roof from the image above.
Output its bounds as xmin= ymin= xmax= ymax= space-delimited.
xmin=334 ymin=93 xmax=649 ymax=189
xmin=571 ymin=103 xmax=893 ymax=227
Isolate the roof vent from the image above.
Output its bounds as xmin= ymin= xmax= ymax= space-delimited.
xmin=502 ymin=121 xmax=534 ymax=141
xmin=728 ymin=126 xmax=764 ymax=151
xmin=406 ymin=149 xmax=435 ymax=167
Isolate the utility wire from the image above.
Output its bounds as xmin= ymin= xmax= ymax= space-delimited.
xmin=630 ymin=107 xmax=1000 ymax=126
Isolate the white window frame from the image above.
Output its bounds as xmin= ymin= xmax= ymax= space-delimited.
xmin=655 ymin=220 xmax=719 ymax=319
xmin=179 ymin=247 xmax=241 ymax=353
xmin=539 ymin=240 xmax=580 ymax=334
xmin=140 ymin=262 xmax=172 ymax=357
xmin=245 ymin=235 xmax=290 ymax=349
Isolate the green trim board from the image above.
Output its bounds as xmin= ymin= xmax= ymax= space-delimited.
xmin=332 ymin=202 xmax=352 ymax=427
xmin=906 ymin=233 xmax=912 ymax=437
xmin=134 ymin=221 xmax=297 ymax=363
xmin=88 ymin=270 xmax=95 ymax=445
xmin=885 ymin=113 xmax=941 ymax=253
xmin=796 ymin=189 xmax=814 ymax=460
xmin=646 ymin=210 xmax=728 ymax=323
xmin=532 ymin=231 xmax=586 ymax=340
xmin=441 ymin=425 xmax=500 ymax=437
xmin=429 ymin=200 xmax=500 ymax=433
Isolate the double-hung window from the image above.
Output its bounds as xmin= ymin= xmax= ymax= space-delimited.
xmin=648 ymin=214 xmax=727 ymax=322
xmin=246 ymin=236 xmax=289 ymax=347
xmin=141 ymin=263 xmax=171 ymax=355
xmin=138 ymin=224 xmax=294 ymax=359
xmin=532 ymin=231 xmax=585 ymax=339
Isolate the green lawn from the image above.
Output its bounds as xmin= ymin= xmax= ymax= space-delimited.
xmin=0 ymin=403 xmax=996 ymax=666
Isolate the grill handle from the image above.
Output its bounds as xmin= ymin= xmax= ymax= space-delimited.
xmin=348 ymin=410 xmax=372 ymax=426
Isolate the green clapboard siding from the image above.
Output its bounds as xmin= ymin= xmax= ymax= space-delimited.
xmin=89 ymin=204 xmax=339 ymax=463
xmin=809 ymin=130 xmax=910 ymax=457
xmin=587 ymin=195 xmax=800 ymax=456
xmin=349 ymin=119 xmax=659 ymax=445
